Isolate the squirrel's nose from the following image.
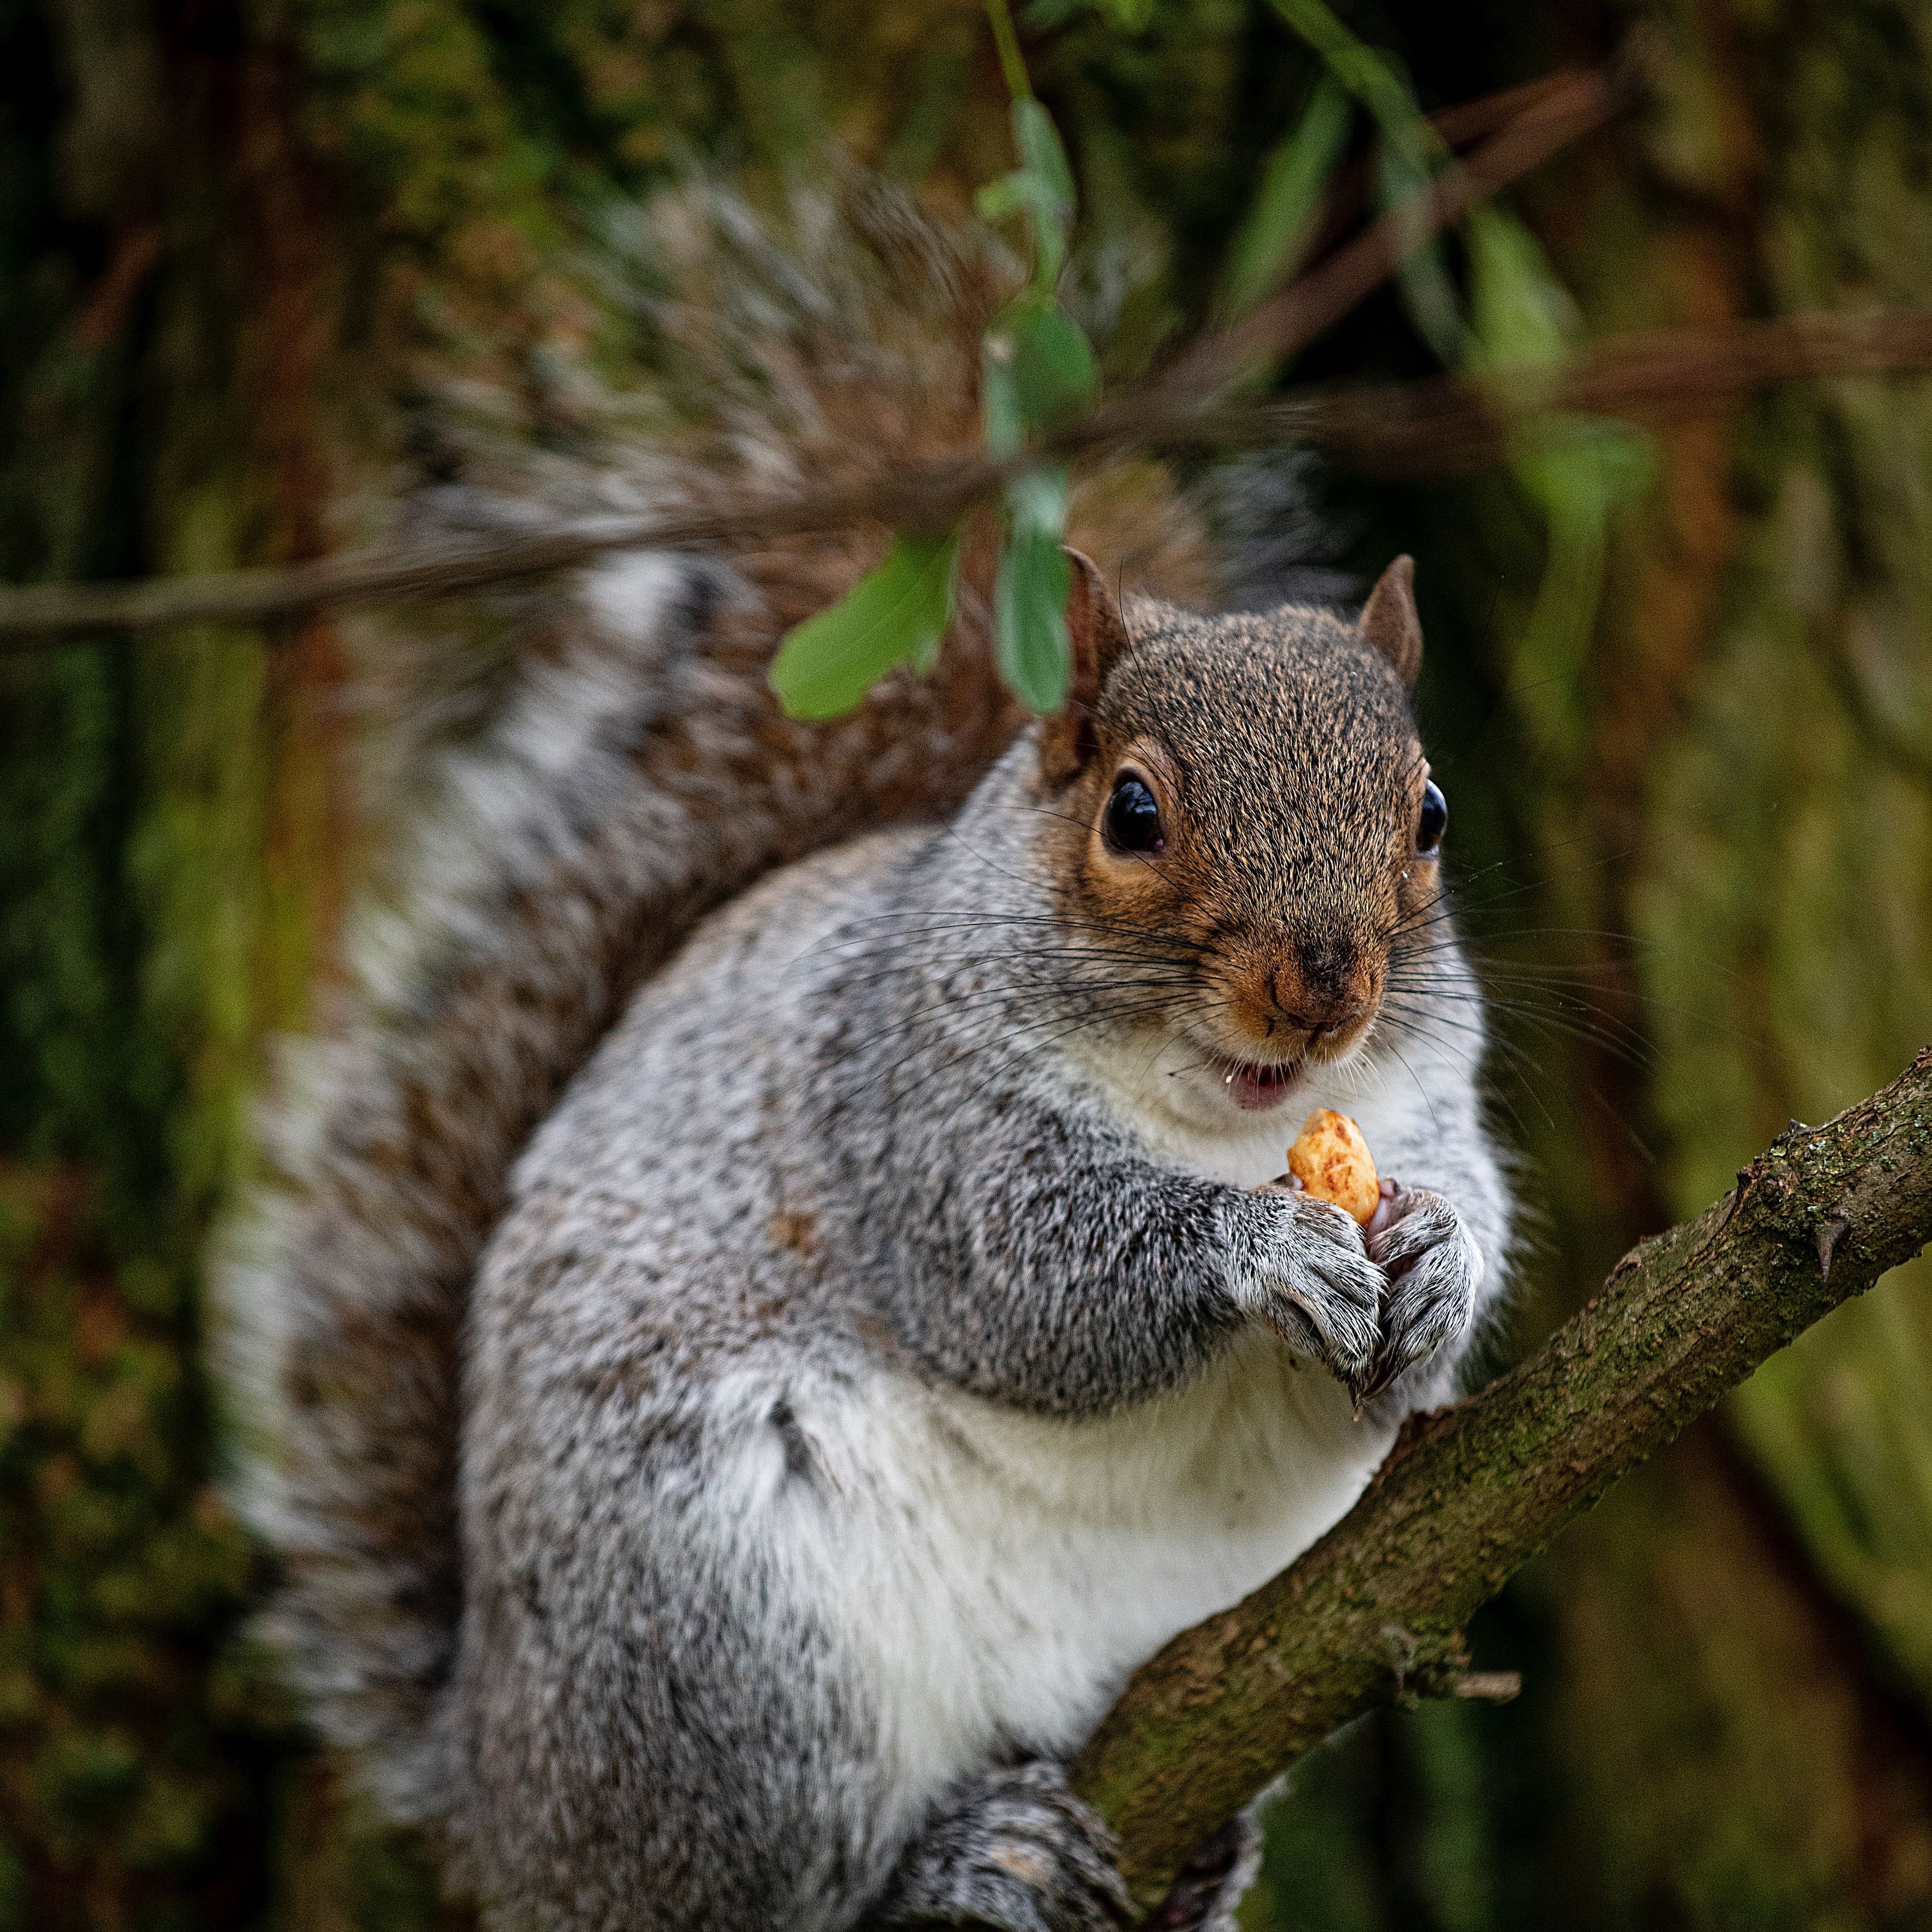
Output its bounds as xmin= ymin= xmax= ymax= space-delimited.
xmin=1271 ymin=935 xmax=1372 ymax=1035
xmin=1298 ymin=936 xmax=1354 ymax=1002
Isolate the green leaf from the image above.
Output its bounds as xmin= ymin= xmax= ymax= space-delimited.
xmin=1008 ymin=299 xmax=1098 ymax=431
xmin=975 ymin=90 xmax=1077 ymax=298
xmin=975 ymin=135 xmax=1072 ymax=288
xmin=984 ymin=302 xmax=1096 ymax=454
xmin=996 ymin=528 xmax=1073 ymax=713
xmin=1465 ymin=205 xmax=1579 ymax=371
xmin=1007 ymin=462 xmax=1070 ymax=536
xmin=995 ymin=466 xmax=1072 ymax=712
xmin=1514 ymin=415 xmax=1653 ymax=527
xmin=1270 ymin=0 xmax=1434 ymax=164
xmin=1012 ymin=97 xmax=1076 ymax=222
xmin=769 ymin=533 xmax=959 ymax=720
xmin=1217 ymin=77 xmax=1352 ymax=319
xmin=982 ymin=332 xmax=1025 ymax=457
xmin=974 ymin=178 xmax=1022 ymax=223
xmin=1269 ymin=0 xmax=1472 ymax=369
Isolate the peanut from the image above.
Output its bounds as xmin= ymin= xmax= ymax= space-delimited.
xmin=1285 ymin=1109 xmax=1380 ymax=1227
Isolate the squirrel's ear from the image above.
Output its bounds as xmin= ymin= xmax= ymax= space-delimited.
xmin=1039 ymin=549 xmax=1131 ymax=788
xmin=1359 ymin=554 xmax=1423 ymax=691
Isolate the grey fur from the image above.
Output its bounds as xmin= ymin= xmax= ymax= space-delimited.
xmin=864 ymin=1764 xmax=1130 ymax=1932
xmin=1365 ymin=1189 xmax=1485 ymax=1398
xmin=216 ymin=544 xmax=1020 ymax=1824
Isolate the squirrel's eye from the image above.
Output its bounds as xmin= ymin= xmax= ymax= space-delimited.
xmin=1415 ymin=780 xmax=1448 ymax=855
xmin=1103 ymin=775 xmax=1164 ymax=855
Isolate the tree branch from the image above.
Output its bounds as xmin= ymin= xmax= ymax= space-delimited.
xmin=18 ymin=290 xmax=1932 ymax=649
xmin=16 ymin=69 xmax=1932 ymax=653
xmin=1094 ymin=67 xmax=1621 ymax=421
xmin=1071 ymin=1044 xmax=1932 ymax=1913
xmin=1210 ymin=307 xmax=1932 ymax=472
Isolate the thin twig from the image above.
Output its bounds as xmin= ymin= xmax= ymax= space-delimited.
xmin=0 ymin=70 xmax=1619 ymax=648
xmin=1217 ymin=307 xmax=1932 ymax=470
xmin=1290 ymin=70 xmax=1587 ymax=270
xmin=1126 ymin=67 xmax=1621 ymax=412
xmin=16 ymin=74 xmax=1932 ymax=652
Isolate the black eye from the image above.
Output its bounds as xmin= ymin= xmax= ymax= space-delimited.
xmin=1103 ymin=774 xmax=1164 ymax=854
xmin=1415 ymin=780 xmax=1448 ymax=855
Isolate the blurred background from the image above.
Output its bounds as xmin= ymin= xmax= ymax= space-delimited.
xmin=4 ymin=1 xmax=1932 ymax=1927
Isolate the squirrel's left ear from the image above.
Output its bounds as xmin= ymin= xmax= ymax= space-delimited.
xmin=1359 ymin=554 xmax=1423 ymax=691
xmin=1039 ymin=548 xmax=1131 ymax=787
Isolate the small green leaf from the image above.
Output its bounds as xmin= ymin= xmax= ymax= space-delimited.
xmin=1514 ymin=415 xmax=1653 ymax=527
xmin=982 ymin=332 xmax=1025 ymax=457
xmin=1218 ymin=78 xmax=1352 ymax=319
xmin=974 ymin=178 xmax=1022 ymax=223
xmin=996 ymin=528 xmax=1073 ymax=713
xmin=1465 ymin=205 xmax=1579 ymax=371
xmin=1007 ymin=299 xmax=1098 ymax=432
xmin=1006 ymin=462 xmax=1070 ymax=536
xmin=1269 ymin=0 xmax=1471 ymax=369
xmin=770 ymin=533 xmax=958 ymax=720
xmin=975 ymin=158 xmax=1069 ymax=287
xmin=995 ymin=466 xmax=1072 ymax=712
xmin=1270 ymin=0 xmax=1432 ymax=162
xmin=1012 ymin=97 xmax=1076 ymax=222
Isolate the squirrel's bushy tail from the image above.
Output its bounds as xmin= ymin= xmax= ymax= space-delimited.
xmin=218 ymin=182 xmax=1217 ymax=1830
xmin=223 ymin=542 xmax=1023 ymax=1826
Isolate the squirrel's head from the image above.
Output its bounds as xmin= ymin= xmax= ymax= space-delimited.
xmin=1030 ymin=551 xmax=1445 ymax=1122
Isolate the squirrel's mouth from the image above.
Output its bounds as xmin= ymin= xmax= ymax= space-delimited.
xmin=1208 ymin=1054 xmax=1305 ymax=1112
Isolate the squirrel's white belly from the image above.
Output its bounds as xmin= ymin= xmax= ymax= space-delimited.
xmin=743 ymin=1336 xmax=1397 ymax=1816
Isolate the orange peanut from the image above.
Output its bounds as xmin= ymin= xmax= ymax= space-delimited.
xmin=1285 ymin=1109 xmax=1380 ymax=1227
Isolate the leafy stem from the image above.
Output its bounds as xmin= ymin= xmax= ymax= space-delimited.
xmin=773 ymin=3 xmax=1096 ymax=719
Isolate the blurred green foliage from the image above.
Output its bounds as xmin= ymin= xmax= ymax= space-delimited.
xmin=4 ymin=1 xmax=1932 ymax=1928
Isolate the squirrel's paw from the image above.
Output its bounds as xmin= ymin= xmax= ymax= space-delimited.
xmin=1359 ymin=1187 xmax=1483 ymax=1401
xmin=1234 ymin=1192 xmax=1384 ymax=1391
xmin=870 ymin=1761 xmax=1131 ymax=1932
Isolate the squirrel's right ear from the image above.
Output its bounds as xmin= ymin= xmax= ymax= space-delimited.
xmin=1039 ymin=549 xmax=1131 ymax=788
xmin=1359 ymin=554 xmax=1424 ymax=691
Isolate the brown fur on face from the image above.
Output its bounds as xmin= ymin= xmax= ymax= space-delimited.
xmin=1036 ymin=561 xmax=1442 ymax=1071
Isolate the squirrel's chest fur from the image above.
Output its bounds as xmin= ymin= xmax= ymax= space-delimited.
xmin=756 ymin=1336 xmax=1392 ymax=1802
xmin=778 ymin=1071 xmax=1413 ymax=1793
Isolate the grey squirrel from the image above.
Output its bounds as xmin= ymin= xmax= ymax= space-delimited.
xmin=221 ymin=197 xmax=1511 ymax=1932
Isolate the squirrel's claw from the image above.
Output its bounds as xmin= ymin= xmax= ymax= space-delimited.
xmin=1237 ymin=1193 xmax=1384 ymax=1389
xmin=1361 ymin=1187 xmax=1485 ymax=1401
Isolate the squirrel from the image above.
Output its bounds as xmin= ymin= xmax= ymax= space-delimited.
xmin=219 ymin=187 xmax=1512 ymax=1932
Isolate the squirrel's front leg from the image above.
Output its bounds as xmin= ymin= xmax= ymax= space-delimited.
xmin=1358 ymin=1186 xmax=1485 ymax=1401
xmin=1224 ymin=1187 xmax=1387 ymax=1396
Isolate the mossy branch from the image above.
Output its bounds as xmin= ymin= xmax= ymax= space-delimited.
xmin=1072 ymin=1045 xmax=1932 ymax=1913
